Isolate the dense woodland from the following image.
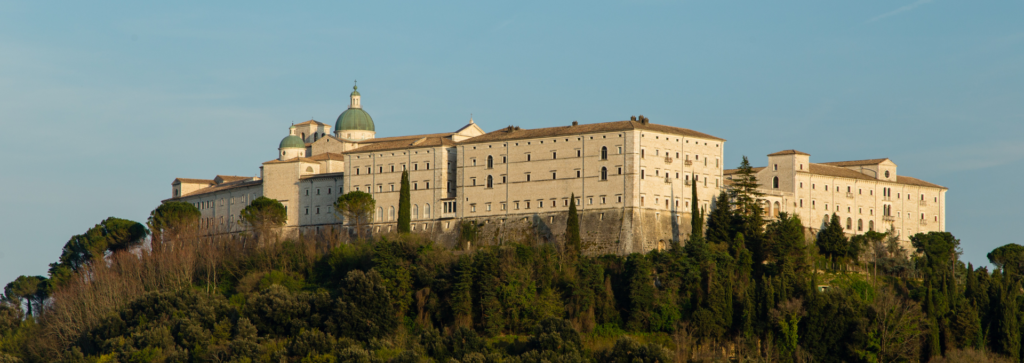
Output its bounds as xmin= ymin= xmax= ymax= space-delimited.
xmin=1 ymin=162 xmax=1022 ymax=363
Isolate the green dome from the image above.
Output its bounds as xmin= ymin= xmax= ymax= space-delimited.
xmin=336 ymin=108 xmax=375 ymax=132
xmin=279 ymin=134 xmax=305 ymax=149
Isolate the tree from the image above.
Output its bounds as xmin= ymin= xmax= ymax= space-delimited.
xmin=729 ymin=156 xmax=765 ymax=217
xmin=3 ymin=275 xmax=47 ymax=317
xmin=690 ymin=173 xmax=703 ymax=238
xmin=49 ymin=217 xmax=149 ymax=286
xmin=398 ymin=171 xmax=411 ymax=233
xmin=764 ymin=213 xmax=807 ymax=273
xmin=816 ymin=214 xmax=847 ymax=265
xmin=705 ymin=190 xmax=732 ymax=244
xmin=988 ymin=243 xmax=1024 ymax=277
xmin=240 ymin=197 xmax=287 ymax=244
xmin=335 ymin=191 xmax=375 ymax=239
xmin=147 ymin=201 xmax=200 ymax=243
xmin=566 ymin=193 xmax=581 ymax=259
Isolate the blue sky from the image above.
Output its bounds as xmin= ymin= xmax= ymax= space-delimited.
xmin=0 ymin=1 xmax=1021 ymax=285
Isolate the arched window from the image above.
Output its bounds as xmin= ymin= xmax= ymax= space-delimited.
xmin=774 ymin=201 xmax=780 ymax=217
xmin=601 ymin=167 xmax=608 ymax=181
xmin=305 ymin=166 xmax=314 ymax=172
xmin=869 ymin=220 xmax=874 ymax=231
xmin=487 ymin=156 xmax=493 ymax=169
xmin=486 ymin=175 xmax=493 ymax=188
xmin=302 ymin=133 xmax=306 ymax=139
xmin=413 ymin=204 xmax=419 ymax=219
xmin=389 ymin=206 xmax=395 ymax=221
xmin=846 ymin=217 xmax=852 ymax=230
xmin=772 ymin=176 xmax=779 ymax=189
xmin=377 ymin=207 xmax=383 ymax=221
xmin=424 ymin=204 xmax=431 ymax=218
xmin=858 ymin=219 xmax=863 ymax=231
xmin=601 ymin=146 xmax=608 ymax=160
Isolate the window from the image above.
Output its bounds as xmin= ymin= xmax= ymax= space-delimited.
xmin=305 ymin=189 xmax=309 ymax=196
xmin=378 ymin=185 xmax=383 ymax=192
xmin=773 ymin=164 xmax=778 ymax=171
xmin=413 ymin=205 xmax=419 ymax=219
xmin=601 ymin=146 xmax=608 ymax=160
xmin=576 ymin=170 xmax=581 ymax=178
xmin=487 ymin=156 xmax=493 ymax=169
xmin=426 ymin=182 xmax=430 ymax=189
xmin=414 ymin=163 xmax=418 ymax=171
xmin=526 ymin=174 xmax=531 ymax=182
xmin=618 ymin=167 xmax=622 ymax=175
xmin=390 ymin=165 xmax=395 ymax=172
xmin=800 ymin=199 xmax=803 ymax=207
xmin=426 ymin=162 xmax=430 ymax=169
xmin=640 ymin=170 xmax=645 ymax=179
xmin=552 ymin=172 xmax=557 ymax=179
xmin=486 ymin=175 xmax=493 ymax=188
xmin=617 ymin=195 xmax=622 ymax=203
xmin=424 ymin=204 xmax=431 ymax=218
xmin=846 ymin=217 xmax=852 ymax=230
xmin=316 ymin=188 xmax=321 ymax=195
xmin=772 ymin=176 xmax=779 ymax=189
xmin=379 ymin=166 xmax=383 ymax=173
xmin=601 ymin=197 xmax=606 ymax=204
xmin=618 ymin=146 xmax=622 ymax=154
xmin=305 ymin=207 xmax=309 ymax=215
xmin=527 ymin=154 xmax=531 ymax=161
xmin=601 ymin=167 xmax=608 ymax=180
xmin=356 ymin=168 xmax=360 ymax=175
xmin=641 ymin=149 xmax=645 ymax=158
xmin=576 ymin=150 xmax=581 ymax=157
xmin=472 ymin=178 xmax=476 ymax=186
xmin=414 ymin=182 xmax=418 ymax=190
xmin=472 ymin=159 xmax=476 ymax=166
xmin=502 ymin=156 xmax=506 ymax=163
xmin=552 ymin=152 xmax=557 ymax=159
xmin=389 ymin=206 xmax=395 ymax=220
xmin=641 ymin=196 xmax=645 ymax=206
xmin=390 ymin=185 xmax=395 ymax=192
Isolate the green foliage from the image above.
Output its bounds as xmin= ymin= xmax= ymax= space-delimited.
xmin=597 ymin=336 xmax=672 ymax=363
xmin=2 ymin=276 xmax=46 ymax=317
xmin=147 ymin=200 xmax=200 ymax=241
xmin=988 ymin=243 xmax=1024 ymax=277
xmin=335 ymin=191 xmax=375 ymax=237
xmin=816 ymin=214 xmax=848 ymax=263
xmin=240 ymin=196 xmax=287 ymax=229
xmin=49 ymin=217 xmax=148 ymax=286
xmin=566 ymin=193 xmax=581 ymax=259
xmin=398 ymin=171 xmax=411 ymax=233
xmin=729 ymin=156 xmax=765 ymax=217
xmin=705 ymin=191 xmax=732 ymax=244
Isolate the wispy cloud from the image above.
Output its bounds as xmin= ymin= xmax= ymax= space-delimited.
xmin=868 ymin=0 xmax=934 ymax=23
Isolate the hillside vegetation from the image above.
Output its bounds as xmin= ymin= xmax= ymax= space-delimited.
xmin=1 ymin=167 xmax=1020 ymax=363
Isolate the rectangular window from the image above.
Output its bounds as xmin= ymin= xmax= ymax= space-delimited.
xmin=426 ymin=182 xmax=430 ymax=189
xmin=576 ymin=170 xmax=581 ymax=178
xmin=526 ymin=174 xmax=531 ymax=182
xmin=426 ymin=162 xmax=430 ymax=169
xmin=552 ymin=172 xmax=557 ymax=179
xmin=601 ymin=197 xmax=606 ymax=204
xmin=617 ymin=195 xmax=622 ymax=203
xmin=316 ymin=189 xmax=320 ymax=195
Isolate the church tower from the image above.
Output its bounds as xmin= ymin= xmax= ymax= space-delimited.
xmin=334 ymin=83 xmax=376 ymax=141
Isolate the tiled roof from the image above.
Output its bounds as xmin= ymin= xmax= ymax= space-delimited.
xmin=819 ymin=158 xmax=891 ymax=167
xmin=897 ymin=175 xmax=946 ymax=189
xmin=723 ymin=167 xmax=765 ymax=175
xmin=767 ymin=149 xmax=810 ymax=156
xmin=173 ymin=178 xmax=214 ymax=185
xmin=177 ymin=179 xmax=263 ymax=199
xmin=299 ymin=172 xmax=345 ymax=180
xmin=346 ymin=137 xmax=457 ymax=153
xmin=214 ymin=175 xmax=249 ymax=184
xmin=295 ymin=119 xmax=327 ymax=127
xmin=262 ymin=157 xmax=320 ymax=164
xmin=459 ymin=120 xmax=725 ymax=144
xmin=309 ymin=153 xmax=345 ymax=161
xmin=359 ymin=132 xmax=456 ymax=144
xmin=808 ymin=163 xmax=878 ymax=181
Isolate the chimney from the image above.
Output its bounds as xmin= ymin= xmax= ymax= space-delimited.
xmin=571 ymin=120 xmax=578 ymax=126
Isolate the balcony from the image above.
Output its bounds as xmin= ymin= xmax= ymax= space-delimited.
xmin=919 ymin=200 xmax=927 ymax=206
xmin=919 ymin=220 xmax=928 ymax=226
xmin=664 ymin=156 xmax=673 ymax=164
xmin=883 ymin=215 xmax=896 ymax=222
xmin=664 ymin=176 xmax=672 ymax=184
xmin=685 ymin=179 xmax=692 ymax=186
xmin=846 ymin=192 xmax=854 ymax=198
xmin=882 ymin=196 xmax=891 ymax=201
xmin=684 ymin=160 xmax=693 ymax=166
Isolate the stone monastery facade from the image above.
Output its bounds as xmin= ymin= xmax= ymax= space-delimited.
xmin=168 ymin=86 xmax=947 ymax=254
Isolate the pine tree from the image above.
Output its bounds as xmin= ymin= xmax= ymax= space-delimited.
xmin=816 ymin=214 xmax=847 ymax=267
xmin=398 ymin=171 xmax=411 ymax=233
xmin=566 ymin=192 xmax=581 ymax=259
xmin=705 ymin=190 xmax=732 ymax=244
xmin=729 ymin=156 xmax=765 ymax=217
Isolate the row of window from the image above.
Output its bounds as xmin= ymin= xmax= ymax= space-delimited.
xmin=354 ymin=180 xmax=435 ymax=193
xmin=355 ymin=162 xmax=432 ymax=175
xmin=195 ymin=194 xmax=258 ymax=211
xmin=374 ymin=204 xmax=435 ymax=221
xmin=638 ymin=195 xmax=693 ymax=209
xmin=787 ymin=181 xmax=938 ymax=202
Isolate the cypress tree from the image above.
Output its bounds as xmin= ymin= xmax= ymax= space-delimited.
xmin=566 ymin=192 xmax=581 ymax=259
xmin=705 ymin=190 xmax=731 ymax=244
xmin=398 ymin=171 xmax=411 ymax=233
xmin=729 ymin=156 xmax=765 ymax=217
xmin=690 ymin=173 xmax=703 ymax=238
